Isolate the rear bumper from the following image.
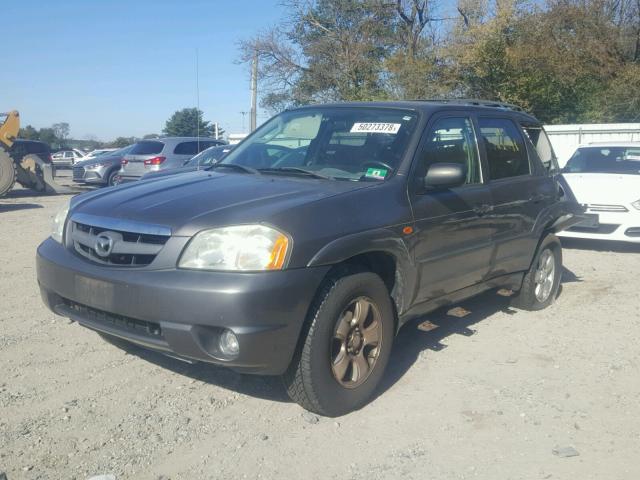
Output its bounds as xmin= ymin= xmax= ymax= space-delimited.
xmin=37 ymin=238 xmax=330 ymax=374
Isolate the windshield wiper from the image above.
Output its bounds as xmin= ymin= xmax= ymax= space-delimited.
xmin=207 ymin=163 xmax=260 ymax=175
xmin=258 ymin=167 xmax=333 ymax=180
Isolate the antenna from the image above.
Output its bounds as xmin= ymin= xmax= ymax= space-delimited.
xmin=196 ymin=48 xmax=200 ymax=165
xmin=240 ymin=111 xmax=249 ymax=132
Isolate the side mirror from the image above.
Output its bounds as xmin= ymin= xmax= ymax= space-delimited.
xmin=424 ymin=163 xmax=467 ymax=189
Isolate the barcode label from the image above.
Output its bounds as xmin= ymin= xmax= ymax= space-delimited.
xmin=350 ymin=122 xmax=401 ymax=134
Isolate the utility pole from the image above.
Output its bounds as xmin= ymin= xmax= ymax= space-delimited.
xmin=214 ymin=123 xmax=219 ymax=140
xmin=250 ymin=50 xmax=258 ymax=132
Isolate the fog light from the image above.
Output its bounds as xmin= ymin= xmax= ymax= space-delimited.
xmin=219 ymin=329 xmax=239 ymax=357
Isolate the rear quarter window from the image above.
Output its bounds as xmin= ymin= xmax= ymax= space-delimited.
xmin=130 ymin=141 xmax=164 ymax=155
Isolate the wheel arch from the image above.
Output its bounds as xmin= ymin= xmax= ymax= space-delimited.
xmin=306 ymin=228 xmax=417 ymax=319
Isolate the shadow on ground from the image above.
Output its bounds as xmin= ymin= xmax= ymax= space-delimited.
xmin=102 ymin=334 xmax=291 ymax=403
xmin=561 ymin=237 xmax=640 ymax=253
xmin=0 ymin=202 xmax=44 ymax=212
xmin=110 ymin=268 xmax=579 ymax=408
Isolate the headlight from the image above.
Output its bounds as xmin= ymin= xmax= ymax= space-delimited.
xmin=632 ymin=199 xmax=640 ymax=210
xmin=51 ymin=199 xmax=70 ymax=243
xmin=87 ymin=162 xmax=111 ymax=169
xmin=178 ymin=225 xmax=290 ymax=271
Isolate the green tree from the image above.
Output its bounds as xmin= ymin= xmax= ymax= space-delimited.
xmin=18 ymin=125 xmax=39 ymax=140
xmin=240 ymin=0 xmax=640 ymax=123
xmin=108 ymin=136 xmax=137 ymax=148
xmin=38 ymin=128 xmax=59 ymax=148
xmin=163 ymin=108 xmax=212 ymax=137
xmin=52 ymin=122 xmax=70 ymax=143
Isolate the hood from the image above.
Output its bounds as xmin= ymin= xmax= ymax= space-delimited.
xmin=75 ymin=153 xmax=122 ymax=167
xmin=71 ymin=170 xmax=373 ymax=236
xmin=562 ymin=173 xmax=640 ymax=206
xmin=140 ymin=166 xmax=198 ymax=180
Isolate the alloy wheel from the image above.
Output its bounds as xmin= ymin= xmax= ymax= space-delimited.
xmin=330 ymin=297 xmax=382 ymax=389
xmin=534 ymin=249 xmax=556 ymax=302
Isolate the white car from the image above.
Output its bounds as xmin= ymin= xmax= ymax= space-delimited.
xmin=559 ymin=142 xmax=640 ymax=243
xmin=51 ymin=149 xmax=86 ymax=166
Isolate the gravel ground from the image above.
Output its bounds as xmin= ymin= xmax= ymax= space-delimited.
xmin=1 ymin=175 xmax=640 ymax=480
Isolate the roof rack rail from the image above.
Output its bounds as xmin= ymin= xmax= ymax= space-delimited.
xmin=417 ymin=98 xmax=525 ymax=112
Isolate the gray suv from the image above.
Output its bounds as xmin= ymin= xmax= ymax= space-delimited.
xmin=117 ymin=137 xmax=225 ymax=183
xmin=36 ymin=101 xmax=583 ymax=416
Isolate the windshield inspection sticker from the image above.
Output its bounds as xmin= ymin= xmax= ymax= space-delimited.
xmin=365 ymin=167 xmax=388 ymax=180
xmin=350 ymin=122 xmax=401 ymax=134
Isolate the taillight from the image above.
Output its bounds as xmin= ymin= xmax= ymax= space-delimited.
xmin=144 ymin=156 xmax=166 ymax=166
xmin=121 ymin=159 xmax=128 ymax=165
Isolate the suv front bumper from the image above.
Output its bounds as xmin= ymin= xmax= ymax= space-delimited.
xmin=37 ymin=238 xmax=330 ymax=374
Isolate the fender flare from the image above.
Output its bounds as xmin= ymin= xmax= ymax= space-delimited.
xmin=306 ymin=228 xmax=417 ymax=315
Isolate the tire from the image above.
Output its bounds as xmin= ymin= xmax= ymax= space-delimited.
xmin=283 ymin=271 xmax=395 ymax=416
xmin=0 ymin=149 xmax=17 ymax=197
xmin=106 ymin=169 xmax=119 ymax=187
xmin=511 ymin=234 xmax=562 ymax=311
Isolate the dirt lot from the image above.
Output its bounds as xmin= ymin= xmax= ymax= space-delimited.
xmin=2 ymin=176 xmax=640 ymax=480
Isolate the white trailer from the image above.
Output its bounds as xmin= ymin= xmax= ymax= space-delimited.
xmin=544 ymin=123 xmax=640 ymax=167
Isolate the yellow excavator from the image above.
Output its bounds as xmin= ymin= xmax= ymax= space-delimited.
xmin=0 ymin=110 xmax=71 ymax=196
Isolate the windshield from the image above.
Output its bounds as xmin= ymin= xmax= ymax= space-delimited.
xmin=221 ymin=107 xmax=419 ymax=181
xmin=187 ymin=145 xmax=232 ymax=167
xmin=563 ymin=147 xmax=640 ymax=175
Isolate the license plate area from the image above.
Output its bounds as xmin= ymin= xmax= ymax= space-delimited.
xmin=576 ymin=213 xmax=600 ymax=229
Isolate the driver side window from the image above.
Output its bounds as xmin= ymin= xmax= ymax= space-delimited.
xmin=418 ymin=117 xmax=481 ymax=184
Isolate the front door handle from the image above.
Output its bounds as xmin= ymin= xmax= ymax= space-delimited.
xmin=473 ymin=204 xmax=494 ymax=215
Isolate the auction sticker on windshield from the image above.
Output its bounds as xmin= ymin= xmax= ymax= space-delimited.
xmin=350 ymin=123 xmax=401 ymax=134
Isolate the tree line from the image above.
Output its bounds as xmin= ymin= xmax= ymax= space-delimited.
xmin=18 ymin=108 xmax=224 ymax=149
xmin=240 ymin=0 xmax=640 ymax=124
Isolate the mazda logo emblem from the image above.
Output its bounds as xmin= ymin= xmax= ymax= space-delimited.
xmin=94 ymin=233 xmax=115 ymax=257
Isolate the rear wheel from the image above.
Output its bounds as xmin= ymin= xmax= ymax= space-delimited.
xmin=511 ymin=234 xmax=562 ymax=310
xmin=0 ymin=149 xmax=16 ymax=197
xmin=283 ymin=271 xmax=395 ymax=416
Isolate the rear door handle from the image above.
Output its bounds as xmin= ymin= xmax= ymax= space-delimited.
xmin=473 ymin=204 xmax=494 ymax=215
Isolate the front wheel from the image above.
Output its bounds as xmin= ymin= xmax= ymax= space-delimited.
xmin=511 ymin=234 xmax=562 ymax=311
xmin=283 ymin=271 xmax=395 ymax=417
xmin=106 ymin=169 xmax=119 ymax=187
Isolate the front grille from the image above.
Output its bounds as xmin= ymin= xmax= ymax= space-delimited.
xmin=62 ymin=298 xmax=163 ymax=339
xmin=569 ymin=223 xmax=620 ymax=234
xmin=72 ymin=165 xmax=85 ymax=181
xmin=71 ymin=220 xmax=169 ymax=266
xmin=586 ymin=204 xmax=629 ymax=213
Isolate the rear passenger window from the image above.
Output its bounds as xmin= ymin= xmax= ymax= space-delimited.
xmin=420 ymin=117 xmax=481 ymax=184
xmin=130 ymin=141 xmax=164 ymax=155
xmin=478 ymin=118 xmax=530 ymax=179
xmin=198 ymin=141 xmax=219 ymax=152
xmin=174 ymin=142 xmax=199 ymax=155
